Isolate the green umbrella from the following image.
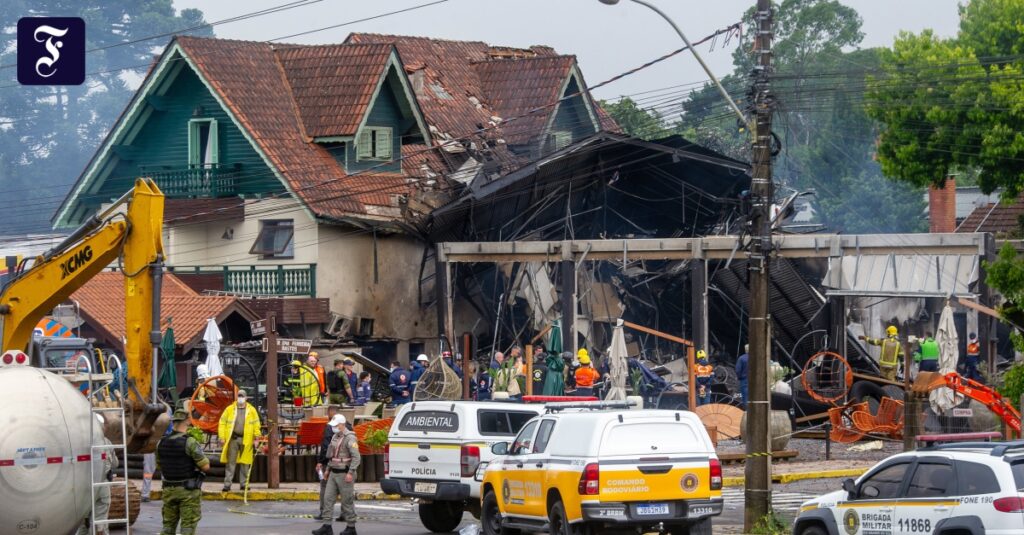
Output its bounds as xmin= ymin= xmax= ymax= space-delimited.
xmin=547 ymin=320 xmax=563 ymax=355
xmin=158 ymin=326 xmax=177 ymax=391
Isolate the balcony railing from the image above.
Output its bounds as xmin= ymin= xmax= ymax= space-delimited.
xmin=167 ymin=264 xmax=316 ymax=297
xmin=144 ymin=164 xmax=242 ymax=197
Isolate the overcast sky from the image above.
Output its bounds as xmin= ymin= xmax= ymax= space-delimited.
xmin=173 ymin=0 xmax=963 ymax=101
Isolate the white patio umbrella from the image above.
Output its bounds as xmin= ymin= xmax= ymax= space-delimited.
xmin=930 ymin=303 xmax=963 ymax=413
xmin=203 ymin=318 xmax=224 ymax=377
xmin=604 ymin=319 xmax=629 ymax=401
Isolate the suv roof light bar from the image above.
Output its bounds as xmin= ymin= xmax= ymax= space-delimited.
xmin=544 ymin=400 xmax=637 ymax=413
xmin=920 ymin=439 xmax=1024 ymax=454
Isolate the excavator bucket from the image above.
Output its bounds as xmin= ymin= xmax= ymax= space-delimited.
xmin=126 ymin=403 xmax=170 ymax=453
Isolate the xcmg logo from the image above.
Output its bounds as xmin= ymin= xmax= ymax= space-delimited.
xmin=60 ymin=246 xmax=93 ymax=279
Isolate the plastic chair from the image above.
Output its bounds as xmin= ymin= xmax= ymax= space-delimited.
xmin=282 ymin=418 xmax=328 ymax=453
xmin=829 ymin=401 xmax=868 ymax=443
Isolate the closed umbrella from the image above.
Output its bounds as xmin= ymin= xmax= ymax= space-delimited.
xmin=930 ymin=304 xmax=963 ymax=413
xmin=604 ymin=319 xmax=628 ymax=401
xmin=203 ymin=318 xmax=224 ymax=377
xmin=158 ymin=325 xmax=176 ymax=389
xmin=547 ymin=320 xmax=562 ymax=355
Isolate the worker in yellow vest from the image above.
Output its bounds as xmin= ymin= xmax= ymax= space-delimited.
xmin=694 ymin=350 xmax=714 ymax=406
xmin=966 ymin=332 xmax=983 ymax=382
xmin=860 ymin=325 xmax=903 ymax=381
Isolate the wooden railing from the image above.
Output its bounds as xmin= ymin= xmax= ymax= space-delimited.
xmin=167 ymin=264 xmax=316 ymax=297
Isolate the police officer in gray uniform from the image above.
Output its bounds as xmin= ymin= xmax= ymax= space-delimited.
xmin=313 ymin=414 xmax=360 ymax=535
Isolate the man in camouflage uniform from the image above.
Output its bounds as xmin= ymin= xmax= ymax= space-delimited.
xmin=157 ymin=409 xmax=211 ymax=535
xmin=313 ymin=414 xmax=361 ymax=535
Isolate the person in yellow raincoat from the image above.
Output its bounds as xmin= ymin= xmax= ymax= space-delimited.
xmin=218 ymin=389 xmax=262 ymax=492
xmin=289 ymin=360 xmax=322 ymax=406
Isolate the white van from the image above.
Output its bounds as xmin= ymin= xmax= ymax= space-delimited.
xmin=382 ymin=401 xmax=545 ymax=532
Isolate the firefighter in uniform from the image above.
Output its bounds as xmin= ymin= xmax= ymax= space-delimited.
xmin=695 ymin=350 xmax=714 ymax=406
xmin=313 ymin=414 xmax=361 ymax=535
xmin=861 ymin=325 xmax=903 ymax=381
xmin=966 ymin=332 xmax=983 ymax=382
xmin=157 ymin=409 xmax=211 ymax=535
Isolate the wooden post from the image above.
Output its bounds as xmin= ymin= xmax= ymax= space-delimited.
xmin=560 ymin=254 xmax=575 ymax=359
xmin=525 ymin=345 xmax=534 ymax=396
xmin=266 ymin=312 xmax=280 ymax=489
xmin=691 ymin=257 xmax=707 ymax=354
xmin=688 ymin=345 xmax=697 ymax=411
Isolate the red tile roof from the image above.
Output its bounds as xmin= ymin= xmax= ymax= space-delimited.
xmin=71 ymin=271 xmax=257 ymax=352
xmin=956 ymin=194 xmax=1024 ymax=235
xmin=276 ymin=43 xmax=394 ymax=138
xmin=167 ymin=34 xmax=609 ymax=223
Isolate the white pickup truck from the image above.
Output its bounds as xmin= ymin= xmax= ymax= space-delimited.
xmin=381 ymin=401 xmax=544 ymax=532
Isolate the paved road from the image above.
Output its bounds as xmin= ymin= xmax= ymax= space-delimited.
xmin=130 ymin=479 xmax=842 ymax=534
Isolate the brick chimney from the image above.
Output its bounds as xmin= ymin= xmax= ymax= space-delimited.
xmin=928 ymin=176 xmax=956 ymax=233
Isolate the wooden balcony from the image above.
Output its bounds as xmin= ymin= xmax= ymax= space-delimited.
xmin=144 ymin=164 xmax=242 ymax=198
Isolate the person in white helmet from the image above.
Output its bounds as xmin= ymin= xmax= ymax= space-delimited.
xmin=409 ymin=354 xmax=429 ymax=398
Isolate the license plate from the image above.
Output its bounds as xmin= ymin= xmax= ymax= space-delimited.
xmin=689 ymin=505 xmax=714 ymax=517
xmin=413 ymin=482 xmax=437 ymax=494
xmin=636 ymin=503 xmax=670 ymax=516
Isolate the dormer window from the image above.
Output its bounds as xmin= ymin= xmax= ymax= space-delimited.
xmin=356 ymin=127 xmax=393 ymax=161
xmin=188 ymin=118 xmax=219 ymax=168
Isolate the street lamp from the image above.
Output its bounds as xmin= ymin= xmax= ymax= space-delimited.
xmin=597 ymin=0 xmax=749 ymax=127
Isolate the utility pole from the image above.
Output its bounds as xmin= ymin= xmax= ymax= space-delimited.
xmin=744 ymin=0 xmax=774 ymax=531
xmin=266 ymin=312 xmax=280 ymax=489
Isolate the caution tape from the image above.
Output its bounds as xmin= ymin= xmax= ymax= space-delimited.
xmin=0 ymin=453 xmax=105 ymax=467
xmin=745 ymin=451 xmax=773 ymax=458
xmin=227 ymin=508 xmax=314 ymax=520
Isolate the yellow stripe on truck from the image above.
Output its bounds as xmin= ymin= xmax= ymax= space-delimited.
xmin=389 ymin=442 xmax=461 ymax=449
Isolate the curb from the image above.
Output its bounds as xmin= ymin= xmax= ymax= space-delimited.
xmin=149 ymin=490 xmax=405 ymax=502
xmin=722 ymin=468 xmax=868 ymax=487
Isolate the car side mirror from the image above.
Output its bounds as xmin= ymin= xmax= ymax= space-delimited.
xmin=861 ymin=485 xmax=879 ymax=499
xmin=491 ymin=442 xmax=509 ymax=456
xmin=842 ymin=478 xmax=857 ymax=499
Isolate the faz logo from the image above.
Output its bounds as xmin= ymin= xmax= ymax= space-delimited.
xmin=60 ymin=246 xmax=93 ymax=279
xmin=17 ymin=17 xmax=85 ymax=85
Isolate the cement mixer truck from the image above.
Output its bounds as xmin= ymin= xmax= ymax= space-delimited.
xmin=0 ymin=178 xmax=170 ymax=534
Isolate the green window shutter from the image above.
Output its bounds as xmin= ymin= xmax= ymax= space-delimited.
xmin=357 ymin=131 xmax=372 ymax=160
xmin=375 ymin=128 xmax=392 ymax=159
xmin=188 ymin=121 xmax=199 ymax=166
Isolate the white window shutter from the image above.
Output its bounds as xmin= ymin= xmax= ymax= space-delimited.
xmin=357 ymin=131 xmax=372 ymax=159
xmin=375 ymin=128 xmax=392 ymax=159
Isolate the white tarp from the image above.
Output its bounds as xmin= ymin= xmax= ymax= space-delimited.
xmin=203 ymin=318 xmax=224 ymax=377
xmin=604 ymin=319 xmax=629 ymax=401
xmin=930 ymin=304 xmax=964 ymax=413
xmin=823 ymin=254 xmax=978 ymax=297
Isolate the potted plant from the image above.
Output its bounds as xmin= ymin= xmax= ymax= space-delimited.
xmin=627 ymin=368 xmax=645 ymax=409
xmin=487 ymin=362 xmax=514 ymax=400
xmin=360 ymin=429 xmax=389 ymax=482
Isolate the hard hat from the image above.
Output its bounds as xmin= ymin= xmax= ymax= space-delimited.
xmin=578 ymin=348 xmax=588 ymax=358
xmin=696 ymin=349 xmax=707 ymax=360
xmin=290 ymin=360 xmax=302 ymax=367
xmin=579 ymin=354 xmax=591 ymax=365
xmin=417 ymin=354 xmax=429 ymax=362
xmin=172 ymin=409 xmax=189 ymax=423
xmin=328 ymin=414 xmax=347 ymax=428
xmin=307 ymin=352 xmax=318 ymax=360
xmin=442 ymin=350 xmax=452 ymax=357
xmin=886 ymin=325 xmax=898 ymax=336
xmin=196 ymin=364 xmax=209 ymax=379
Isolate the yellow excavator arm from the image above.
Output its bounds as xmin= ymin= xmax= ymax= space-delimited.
xmin=0 ymin=178 xmax=168 ymax=452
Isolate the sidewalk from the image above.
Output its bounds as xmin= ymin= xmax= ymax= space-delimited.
xmin=141 ymin=479 xmax=403 ymax=502
xmin=721 ymin=459 xmax=876 ymax=486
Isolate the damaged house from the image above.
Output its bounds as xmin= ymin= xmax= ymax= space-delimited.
xmin=53 ymin=33 xmax=615 ymax=367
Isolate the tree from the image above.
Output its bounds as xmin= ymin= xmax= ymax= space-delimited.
xmin=600 ymin=97 xmax=671 ymax=140
xmin=679 ymin=0 xmax=926 ymax=233
xmin=0 ymin=0 xmax=211 ymax=234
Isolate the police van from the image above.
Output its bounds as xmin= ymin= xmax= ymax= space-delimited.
xmin=382 ymin=401 xmax=545 ymax=532
xmin=793 ymin=441 xmax=1024 ymax=535
xmin=480 ymin=403 xmax=723 ymax=535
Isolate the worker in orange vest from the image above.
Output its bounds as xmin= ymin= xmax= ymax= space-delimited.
xmin=695 ymin=350 xmax=714 ymax=406
xmin=574 ymin=349 xmax=601 ymax=397
xmin=966 ymin=332 xmax=983 ymax=382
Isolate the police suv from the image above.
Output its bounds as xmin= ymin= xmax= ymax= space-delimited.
xmin=793 ymin=441 xmax=1024 ymax=535
xmin=382 ymin=401 xmax=545 ymax=532
xmin=480 ymin=402 xmax=723 ymax=535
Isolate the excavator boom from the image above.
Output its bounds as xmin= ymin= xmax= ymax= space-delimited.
xmin=0 ymin=178 xmax=168 ymax=452
xmin=942 ymin=372 xmax=1022 ymax=434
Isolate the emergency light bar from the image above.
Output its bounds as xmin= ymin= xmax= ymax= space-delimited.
xmin=544 ymin=400 xmax=637 ymax=413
